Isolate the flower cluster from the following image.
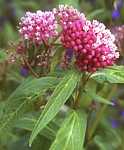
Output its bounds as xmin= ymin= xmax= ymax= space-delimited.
xmin=19 ymin=11 xmax=57 ymax=44
xmin=53 ymin=5 xmax=86 ymax=29
xmin=18 ymin=5 xmax=119 ymax=72
xmin=61 ymin=18 xmax=119 ymax=72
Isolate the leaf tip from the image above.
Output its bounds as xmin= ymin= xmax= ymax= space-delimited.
xmin=29 ymin=137 xmax=33 ymax=147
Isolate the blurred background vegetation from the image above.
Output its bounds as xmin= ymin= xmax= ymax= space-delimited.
xmin=0 ymin=0 xmax=124 ymax=149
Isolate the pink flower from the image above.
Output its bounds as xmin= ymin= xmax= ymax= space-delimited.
xmin=61 ymin=19 xmax=119 ymax=72
xmin=19 ymin=11 xmax=58 ymax=44
xmin=53 ymin=5 xmax=86 ymax=29
xmin=18 ymin=5 xmax=119 ymax=72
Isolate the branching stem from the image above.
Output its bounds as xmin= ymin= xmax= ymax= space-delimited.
xmin=22 ymin=56 xmax=39 ymax=78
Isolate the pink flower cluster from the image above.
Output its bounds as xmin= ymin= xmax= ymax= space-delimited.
xmin=19 ymin=11 xmax=57 ymax=43
xmin=18 ymin=5 xmax=119 ymax=72
xmin=59 ymin=5 xmax=119 ymax=72
xmin=53 ymin=5 xmax=86 ymax=29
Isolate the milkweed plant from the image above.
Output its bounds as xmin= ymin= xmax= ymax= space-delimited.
xmin=1 ymin=4 xmax=124 ymax=150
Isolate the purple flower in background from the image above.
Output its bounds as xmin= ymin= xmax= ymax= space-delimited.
xmin=112 ymin=0 xmax=123 ymax=20
xmin=65 ymin=48 xmax=73 ymax=62
xmin=20 ymin=67 xmax=29 ymax=77
xmin=112 ymin=9 xmax=120 ymax=19
xmin=111 ymin=119 xmax=119 ymax=128
xmin=120 ymin=111 xmax=124 ymax=118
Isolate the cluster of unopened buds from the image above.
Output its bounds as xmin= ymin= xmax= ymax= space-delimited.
xmin=17 ymin=5 xmax=119 ymax=73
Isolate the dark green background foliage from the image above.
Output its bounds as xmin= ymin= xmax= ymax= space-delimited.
xmin=0 ymin=0 xmax=124 ymax=150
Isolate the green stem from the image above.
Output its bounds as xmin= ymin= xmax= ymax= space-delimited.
xmin=50 ymin=31 xmax=62 ymax=47
xmin=74 ymin=73 xmax=92 ymax=108
xmin=74 ymin=84 xmax=82 ymax=108
xmin=87 ymin=84 xmax=117 ymax=142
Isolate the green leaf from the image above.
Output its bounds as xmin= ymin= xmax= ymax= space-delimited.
xmin=7 ymin=76 xmax=59 ymax=105
xmin=14 ymin=115 xmax=59 ymax=141
xmin=94 ymin=136 xmax=111 ymax=150
xmin=85 ymin=89 xmax=113 ymax=105
xmin=19 ymin=1 xmax=40 ymax=10
xmin=91 ymin=66 xmax=124 ymax=83
xmin=57 ymin=0 xmax=79 ymax=9
xmin=50 ymin=110 xmax=87 ymax=150
xmin=94 ymin=129 xmax=121 ymax=150
xmin=4 ymin=23 xmax=18 ymax=41
xmin=0 ymin=77 xmax=59 ymax=131
xmin=87 ymin=9 xmax=105 ymax=20
xmin=0 ymin=50 xmax=7 ymax=62
xmin=29 ymin=71 xmax=80 ymax=146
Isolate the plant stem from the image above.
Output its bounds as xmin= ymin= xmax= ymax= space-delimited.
xmin=87 ymin=84 xmax=117 ymax=142
xmin=50 ymin=31 xmax=62 ymax=47
xmin=23 ymin=56 xmax=39 ymax=78
xmin=74 ymin=73 xmax=92 ymax=108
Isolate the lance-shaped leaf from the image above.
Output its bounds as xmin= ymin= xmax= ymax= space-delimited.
xmin=0 ymin=77 xmax=59 ymax=131
xmin=50 ymin=111 xmax=87 ymax=150
xmin=14 ymin=115 xmax=60 ymax=141
xmin=29 ymin=71 xmax=80 ymax=146
xmin=85 ymin=89 xmax=113 ymax=105
xmin=91 ymin=66 xmax=124 ymax=83
xmin=87 ymin=9 xmax=105 ymax=20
